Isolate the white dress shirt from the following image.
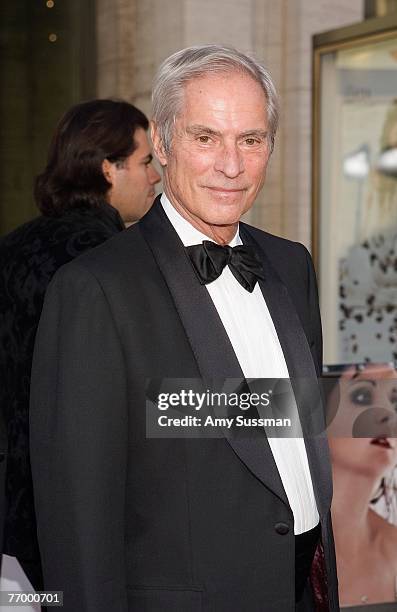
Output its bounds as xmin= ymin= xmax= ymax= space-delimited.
xmin=161 ymin=193 xmax=319 ymax=534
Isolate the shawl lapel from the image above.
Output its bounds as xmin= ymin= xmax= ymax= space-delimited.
xmin=240 ymin=224 xmax=332 ymax=516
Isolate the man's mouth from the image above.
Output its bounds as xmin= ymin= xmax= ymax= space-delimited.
xmin=370 ymin=437 xmax=394 ymax=449
xmin=205 ymin=187 xmax=246 ymax=193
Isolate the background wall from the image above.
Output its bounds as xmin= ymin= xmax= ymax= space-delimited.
xmin=0 ymin=0 xmax=363 ymax=243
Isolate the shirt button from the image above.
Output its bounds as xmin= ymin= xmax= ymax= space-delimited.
xmin=275 ymin=522 xmax=290 ymax=535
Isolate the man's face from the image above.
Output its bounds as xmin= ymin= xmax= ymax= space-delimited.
xmin=105 ymin=128 xmax=161 ymax=224
xmin=152 ymin=71 xmax=271 ymax=242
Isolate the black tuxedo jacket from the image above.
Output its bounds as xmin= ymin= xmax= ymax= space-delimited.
xmin=0 ymin=203 xmax=124 ymax=574
xmin=0 ymin=409 xmax=7 ymax=557
xmin=30 ymin=197 xmax=339 ymax=611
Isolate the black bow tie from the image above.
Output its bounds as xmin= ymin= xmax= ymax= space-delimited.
xmin=186 ymin=240 xmax=265 ymax=293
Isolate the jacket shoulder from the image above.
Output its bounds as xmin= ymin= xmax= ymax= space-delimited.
xmin=241 ymin=222 xmax=310 ymax=264
xmin=50 ymin=224 xmax=149 ymax=286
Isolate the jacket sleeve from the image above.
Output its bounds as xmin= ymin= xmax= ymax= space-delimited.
xmin=30 ymin=261 xmax=128 ymax=612
xmin=0 ymin=406 xmax=7 ymax=554
xmin=303 ymin=246 xmax=323 ymax=375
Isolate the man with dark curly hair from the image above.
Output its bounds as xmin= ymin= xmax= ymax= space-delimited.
xmin=0 ymin=99 xmax=160 ymax=592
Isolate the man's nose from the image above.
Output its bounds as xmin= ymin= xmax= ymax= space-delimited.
xmin=149 ymin=164 xmax=161 ymax=185
xmin=214 ymin=144 xmax=244 ymax=178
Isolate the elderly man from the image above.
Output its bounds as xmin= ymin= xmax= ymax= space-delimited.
xmin=30 ymin=46 xmax=338 ymax=611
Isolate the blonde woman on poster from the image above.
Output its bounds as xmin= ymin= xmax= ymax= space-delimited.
xmin=326 ymin=363 xmax=397 ymax=608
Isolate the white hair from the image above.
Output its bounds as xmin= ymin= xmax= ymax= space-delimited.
xmin=152 ymin=44 xmax=279 ymax=153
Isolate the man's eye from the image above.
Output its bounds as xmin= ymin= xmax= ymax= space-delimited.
xmin=245 ymin=138 xmax=257 ymax=145
xmin=350 ymin=386 xmax=373 ymax=406
xmin=198 ymin=135 xmax=211 ymax=143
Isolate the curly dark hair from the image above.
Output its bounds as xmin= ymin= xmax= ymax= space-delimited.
xmin=34 ymin=99 xmax=149 ymax=216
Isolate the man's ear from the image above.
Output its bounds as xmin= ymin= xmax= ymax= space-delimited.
xmin=150 ymin=120 xmax=168 ymax=166
xmin=102 ymin=159 xmax=116 ymax=185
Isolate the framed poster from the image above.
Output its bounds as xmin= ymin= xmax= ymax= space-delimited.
xmin=313 ymin=15 xmax=397 ymax=365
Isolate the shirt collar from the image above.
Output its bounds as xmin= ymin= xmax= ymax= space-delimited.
xmin=160 ymin=192 xmax=241 ymax=247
